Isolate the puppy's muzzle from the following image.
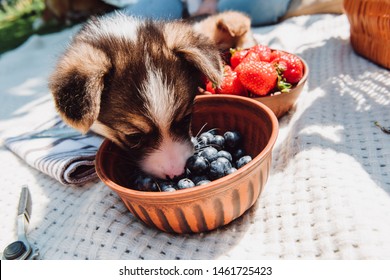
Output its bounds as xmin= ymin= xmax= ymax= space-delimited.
xmin=140 ymin=137 xmax=194 ymax=180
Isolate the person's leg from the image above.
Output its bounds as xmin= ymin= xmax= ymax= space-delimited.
xmin=218 ymin=0 xmax=292 ymax=26
xmin=121 ymin=0 xmax=184 ymax=20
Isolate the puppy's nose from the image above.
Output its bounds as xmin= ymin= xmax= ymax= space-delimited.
xmin=165 ymin=174 xmax=177 ymax=181
xmin=164 ymin=167 xmax=185 ymax=181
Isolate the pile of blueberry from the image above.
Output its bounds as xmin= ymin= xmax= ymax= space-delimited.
xmin=130 ymin=130 xmax=252 ymax=192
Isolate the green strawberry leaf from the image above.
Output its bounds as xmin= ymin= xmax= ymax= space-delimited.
xmin=277 ymin=75 xmax=292 ymax=93
xmin=230 ymin=47 xmax=243 ymax=56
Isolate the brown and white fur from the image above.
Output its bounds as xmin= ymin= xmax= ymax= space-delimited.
xmin=50 ymin=12 xmax=224 ymax=180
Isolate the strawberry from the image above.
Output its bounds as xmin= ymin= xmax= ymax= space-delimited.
xmin=233 ymin=44 xmax=272 ymax=69
xmin=269 ymin=49 xmax=281 ymax=62
xmin=230 ymin=48 xmax=249 ymax=69
xmin=216 ymin=65 xmax=247 ymax=96
xmin=230 ymin=45 xmax=272 ymax=70
xmin=272 ymin=50 xmax=303 ymax=84
xmin=205 ymin=80 xmax=216 ymax=94
xmin=241 ymin=50 xmax=262 ymax=64
xmin=235 ymin=61 xmax=278 ymax=96
xmin=248 ymin=44 xmax=272 ymax=62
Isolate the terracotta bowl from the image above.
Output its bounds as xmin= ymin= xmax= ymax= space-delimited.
xmin=199 ymin=53 xmax=309 ymax=119
xmin=95 ymin=95 xmax=279 ymax=234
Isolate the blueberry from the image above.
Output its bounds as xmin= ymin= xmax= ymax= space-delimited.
xmin=177 ymin=178 xmax=195 ymax=189
xmin=197 ymin=136 xmax=208 ymax=147
xmin=196 ymin=180 xmax=211 ymax=186
xmin=199 ymin=146 xmax=218 ymax=163
xmin=216 ymin=150 xmax=233 ymax=162
xmin=159 ymin=181 xmax=176 ymax=192
xmin=186 ymin=155 xmax=210 ymax=175
xmin=162 ymin=187 xmax=176 ymax=192
xmin=198 ymin=132 xmax=214 ymax=145
xmin=236 ymin=155 xmax=252 ymax=169
xmin=134 ymin=175 xmax=159 ymax=192
xmin=207 ymin=128 xmax=219 ymax=135
xmin=209 ymin=160 xmax=227 ymax=180
xmin=232 ymin=148 xmax=246 ymax=160
xmin=191 ymin=175 xmax=210 ymax=185
xmin=216 ymin=157 xmax=232 ymax=171
xmin=226 ymin=167 xmax=237 ymax=175
xmin=224 ymin=131 xmax=242 ymax=150
xmin=210 ymin=135 xmax=225 ymax=150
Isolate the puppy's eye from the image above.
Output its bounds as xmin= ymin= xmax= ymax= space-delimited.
xmin=124 ymin=132 xmax=144 ymax=148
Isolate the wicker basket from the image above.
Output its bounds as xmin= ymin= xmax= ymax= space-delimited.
xmin=343 ymin=0 xmax=390 ymax=69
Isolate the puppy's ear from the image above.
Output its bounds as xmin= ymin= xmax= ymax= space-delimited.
xmin=49 ymin=42 xmax=111 ymax=133
xmin=165 ymin=23 xmax=223 ymax=86
xmin=176 ymin=44 xmax=223 ymax=86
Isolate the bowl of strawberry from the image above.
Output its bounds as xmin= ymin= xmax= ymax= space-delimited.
xmin=202 ymin=44 xmax=309 ymax=118
xmin=96 ymin=94 xmax=278 ymax=234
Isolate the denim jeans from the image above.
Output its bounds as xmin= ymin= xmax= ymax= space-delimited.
xmin=218 ymin=0 xmax=292 ymax=26
xmin=121 ymin=0 xmax=292 ymax=25
xmin=121 ymin=0 xmax=183 ymax=20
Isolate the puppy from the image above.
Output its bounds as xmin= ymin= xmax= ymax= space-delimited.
xmin=49 ymin=12 xmax=223 ymax=180
xmin=191 ymin=11 xmax=257 ymax=50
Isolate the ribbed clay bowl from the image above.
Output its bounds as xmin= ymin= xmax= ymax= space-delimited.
xmin=95 ymin=95 xmax=279 ymax=234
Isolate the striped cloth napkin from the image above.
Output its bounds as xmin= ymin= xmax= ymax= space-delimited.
xmin=4 ymin=116 xmax=104 ymax=185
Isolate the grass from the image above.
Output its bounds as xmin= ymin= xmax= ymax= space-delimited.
xmin=0 ymin=0 xmax=68 ymax=54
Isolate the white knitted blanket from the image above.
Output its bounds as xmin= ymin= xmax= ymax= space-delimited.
xmin=0 ymin=14 xmax=389 ymax=260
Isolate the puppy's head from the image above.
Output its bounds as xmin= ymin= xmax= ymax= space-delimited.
xmin=50 ymin=13 xmax=223 ymax=179
xmin=194 ymin=11 xmax=257 ymax=50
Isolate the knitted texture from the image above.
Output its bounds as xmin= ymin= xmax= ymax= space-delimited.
xmin=0 ymin=14 xmax=389 ymax=259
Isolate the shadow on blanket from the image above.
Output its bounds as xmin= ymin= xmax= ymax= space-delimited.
xmin=273 ymin=37 xmax=390 ymax=194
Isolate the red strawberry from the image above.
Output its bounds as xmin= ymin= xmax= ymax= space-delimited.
xmin=241 ymin=50 xmax=262 ymax=64
xmin=249 ymin=44 xmax=272 ymax=62
xmin=216 ymin=65 xmax=247 ymax=96
xmin=272 ymin=51 xmax=303 ymax=84
xmin=237 ymin=45 xmax=273 ymax=68
xmin=205 ymin=80 xmax=216 ymax=94
xmin=270 ymin=49 xmax=282 ymax=62
xmin=230 ymin=48 xmax=249 ymax=69
xmin=235 ymin=61 xmax=278 ymax=96
xmin=230 ymin=45 xmax=272 ymax=70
